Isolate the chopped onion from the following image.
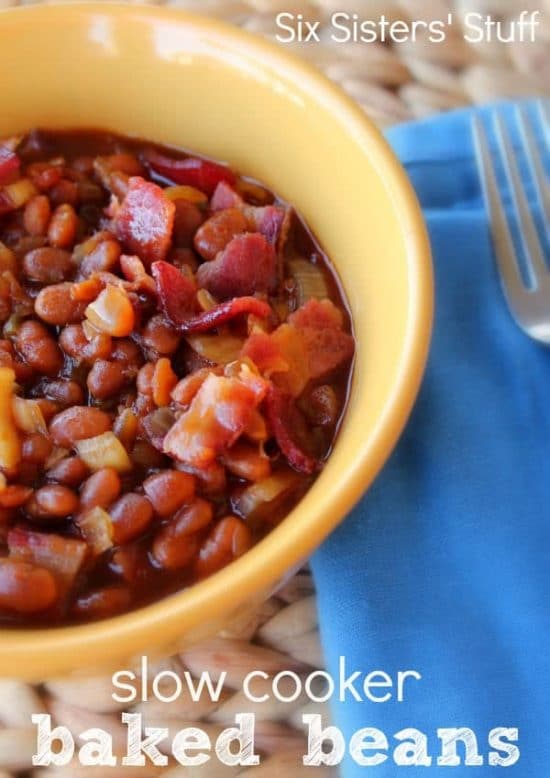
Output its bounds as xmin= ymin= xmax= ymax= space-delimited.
xmin=75 ymin=432 xmax=132 ymax=473
xmin=196 ymin=288 xmax=218 ymax=312
xmin=234 ymin=470 xmax=301 ymax=519
xmin=187 ymin=334 xmax=245 ymax=365
xmin=288 ymin=257 xmax=328 ymax=306
xmin=85 ymin=284 xmax=135 ymax=337
xmin=0 ymin=368 xmax=21 ymax=469
xmin=77 ymin=507 xmax=114 ymax=556
xmin=3 ymin=178 xmax=37 ymax=210
xmin=11 ymin=396 xmax=48 ymax=435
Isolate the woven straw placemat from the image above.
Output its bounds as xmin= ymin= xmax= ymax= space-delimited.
xmin=0 ymin=1 xmax=549 ymax=776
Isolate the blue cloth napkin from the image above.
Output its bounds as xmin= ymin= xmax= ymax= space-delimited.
xmin=311 ymin=102 xmax=550 ymax=777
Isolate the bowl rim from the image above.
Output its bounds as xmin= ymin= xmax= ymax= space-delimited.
xmin=0 ymin=2 xmax=433 ymax=671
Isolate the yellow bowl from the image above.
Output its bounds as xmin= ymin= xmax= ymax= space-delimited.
xmin=0 ymin=3 xmax=432 ymax=680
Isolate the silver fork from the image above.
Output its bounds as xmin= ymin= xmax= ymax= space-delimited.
xmin=472 ymin=102 xmax=550 ymax=343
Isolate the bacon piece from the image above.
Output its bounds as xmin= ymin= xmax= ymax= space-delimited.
xmin=210 ymin=181 xmax=244 ymax=211
xmin=210 ymin=181 xmax=290 ymax=257
xmin=288 ymin=299 xmax=354 ymax=382
xmin=288 ymin=297 xmax=344 ymax=330
xmin=151 ymin=260 xmax=197 ymax=326
xmin=0 ymin=146 xmax=20 ymax=186
xmin=113 ymin=177 xmax=175 ymax=265
xmin=152 ymin=259 xmax=271 ymax=334
xmin=196 ymin=233 xmax=277 ymax=300
xmin=242 ymin=299 xmax=354 ymax=396
xmin=194 ymin=208 xmax=249 ymax=261
xmin=176 ymin=296 xmax=272 ymax=335
xmin=265 ymin=387 xmax=318 ymax=475
xmin=163 ymin=369 xmax=269 ymax=468
xmin=144 ymin=149 xmax=236 ymax=195
xmin=244 ymin=205 xmax=286 ymax=247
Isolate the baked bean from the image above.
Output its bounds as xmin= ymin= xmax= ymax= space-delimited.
xmin=27 ymin=161 xmax=63 ymax=191
xmin=110 ymin=544 xmax=146 ymax=583
xmin=23 ymin=195 xmax=52 ymax=237
xmin=12 ymin=235 xmax=47 ymax=259
xmin=194 ymin=208 xmax=248 ymax=261
xmin=0 ymin=485 xmax=33 ymax=509
xmin=34 ymin=398 xmax=60 ymax=423
xmin=42 ymin=379 xmax=85 ymax=408
xmin=194 ymin=516 xmax=252 ymax=578
xmin=49 ymin=179 xmax=79 ymax=207
xmin=23 ymin=248 xmax=73 ymax=284
xmin=0 ymin=560 xmax=58 ymax=613
xmin=113 ymin=409 xmax=138 ymax=451
xmin=47 ymin=456 xmax=89 ymax=487
xmin=143 ymin=470 xmax=195 ymax=517
xmin=79 ymin=240 xmax=121 ymax=278
xmin=87 ymin=360 xmax=127 ymax=400
xmin=136 ymin=362 xmax=155 ymax=396
xmin=59 ymin=324 xmax=112 ymax=363
xmin=72 ymin=586 xmax=131 ymax=619
xmin=80 ymin=468 xmax=121 ymax=512
xmin=49 ymin=406 xmax=112 ymax=448
xmin=176 ymin=460 xmax=227 ymax=496
xmin=35 ymin=283 xmax=87 ymax=326
xmin=130 ymin=440 xmax=166 ymax=470
xmin=152 ymin=498 xmax=213 ymax=570
xmin=303 ymin=385 xmax=339 ymax=427
xmin=111 ymin=339 xmax=143 ymax=373
xmin=25 ymin=484 xmax=79 ymax=520
xmin=141 ymin=315 xmax=181 ymax=356
xmin=173 ymin=200 xmax=204 ymax=248
xmin=109 ymin=493 xmax=154 ymax=544
xmin=72 ymin=156 xmax=94 ymax=175
xmin=16 ymin=320 xmax=63 ymax=377
xmin=48 ymin=204 xmax=78 ymax=249
xmin=77 ymin=179 xmax=104 ymax=204
xmin=22 ymin=433 xmax=53 ymax=464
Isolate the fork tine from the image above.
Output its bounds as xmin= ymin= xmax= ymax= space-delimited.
xmin=518 ymin=104 xmax=550 ymax=229
xmin=471 ymin=116 xmax=524 ymax=299
xmin=494 ymin=112 xmax=547 ymax=289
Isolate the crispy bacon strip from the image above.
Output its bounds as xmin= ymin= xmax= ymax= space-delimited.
xmin=145 ymin=149 xmax=236 ymax=195
xmin=151 ymin=260 xmax=197 ymax=325
xmin=265 ymin=386 xmax=319 ymax=475
xmin=177 ymin=297 xmax=272 ymax=334
xmin=152 ymin=260 xmax=271 ymax=333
